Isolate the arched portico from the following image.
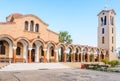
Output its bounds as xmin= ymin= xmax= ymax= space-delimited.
xmin=0 ymin=35 xmax=108 ymax=63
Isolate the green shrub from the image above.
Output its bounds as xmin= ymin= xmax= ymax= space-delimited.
xmin=101 ymin=59 xmax=109 ymax=64
xmin=84 ymin=64 xmax=99 ymax=70
xmin=84 ymin=64 xmax=89 ymax=69
xmin=109 ymin=60 xmax=119 ymax=67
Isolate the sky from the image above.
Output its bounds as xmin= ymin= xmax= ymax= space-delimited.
xmin=0 ymin=0 xmax=120 ymax=48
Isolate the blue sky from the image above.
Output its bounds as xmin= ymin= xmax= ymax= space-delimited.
xmin=0 ymin=0 xmax=120 ymax=48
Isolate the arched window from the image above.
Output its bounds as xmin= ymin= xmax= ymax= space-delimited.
xmin=35 ymin=24 xmax=39 ymax=32
xmin=102 ymin=28 xmax=104 ymax=34
xmin=1 ymin=45 xmax=5 ymax=54
xmin=25 ymin=21 xmax=28 ymax=30
xmin=104 ymin=16 xmax=107 ymax=25
xmin=16 ymin=47 xmax=21 ymax=55
xmin=112 ymin=17 xmax=114 ymax=25
xmin=30 ymin=21 xmax=34 ymax=31
xmin=112 ymin=36 xmax=114 ymax=44
xmin=102 ymin=36 xmax=104 ymax=44
xmin=112 ymin=47 xmax=114 ymax=52
xmin=106 ymin=50 xmax=109 ymax=54
xmin=0 ymin=41 xmax=5 ymax=55
xmin=112 ymin=28 xmax=114 ymax=33
xmin=110 ymin=16 xmax=114 ymax=25
xmin=101 ymin=17 xmax=104 ymax=26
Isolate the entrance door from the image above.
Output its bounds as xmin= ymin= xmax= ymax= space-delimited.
xmin=31 ymin=49 xmax=35 ymax=62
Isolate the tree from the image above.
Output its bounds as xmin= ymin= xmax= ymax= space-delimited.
xmin=59 ymin=31 xmax=72 ymax=44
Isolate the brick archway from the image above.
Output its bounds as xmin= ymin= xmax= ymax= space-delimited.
xmin=57 ymin=43 xmax=66 ymax=62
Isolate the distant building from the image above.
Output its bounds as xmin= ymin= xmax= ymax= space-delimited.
xmin=116 ymin=47 xmax=120 ymax=59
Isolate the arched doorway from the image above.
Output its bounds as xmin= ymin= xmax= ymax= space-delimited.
xmin=16 ymin=39 xmax=29 ymax=63
xmin=95 ymin=54 xmax=98 ymax=62
xmin=0 ymin=40 xmax=9 ymax=57
xmin=31 ymin=43 xmax=35 ymax=62
xmin=85 ymin=53 xmax=88 ymax=62
xmin=47 ymin=42 xmax=55 ymax=62
xmin=94 ymin=49 xmax=100 ymax=62
xmin=101 ymin=51 xmax=104 ymax=60
xmin=58 ymin=45 xmax=64 ymax=62
xmin=84 ymin=47 xmax=88 ymax=62
xmin=75 ymin=48 xmax=79 ymax=62
xmin=90 ymin=48 xmax=94 ymax=62
xmin=0 ymin=37 xmax=13 ymax=62
xmin=16 ymin=42 xmax=24 ymax=62
xmin=31 ymin=40 xmax=44 ymax=62
xmin=79 ymin=53 xmax=82 ymax=62
xmin=66 ymin=47 xmax=72 ymax=62
xmin=81 ymin=48 xmax=85 ymax=62
xmin=49 ymin=46 xmax=54 ymax=62
xmin=105 ymin=50 xmax=109 ymax=60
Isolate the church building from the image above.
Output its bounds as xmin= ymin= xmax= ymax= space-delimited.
xmin=0 ymin=9 xmax=116 ymax=63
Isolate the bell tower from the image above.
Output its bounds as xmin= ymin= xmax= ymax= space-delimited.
xmin=97 ymin=9 xmax=117 ymax=61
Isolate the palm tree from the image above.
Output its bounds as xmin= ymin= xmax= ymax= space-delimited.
xmin=59 ymin=31 xmax=72 ymax=44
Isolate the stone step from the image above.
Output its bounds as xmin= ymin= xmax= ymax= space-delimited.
xmin=62 ymin=62 xmax=81 ymax=68
xmin=0 ymin=63 xmax=9 ymax=69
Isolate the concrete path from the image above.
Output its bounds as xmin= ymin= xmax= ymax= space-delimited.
xmin=0 ymin=68 xmax=120 ymax=81
xmin=0 ymin=63 xmax=71 ymax=71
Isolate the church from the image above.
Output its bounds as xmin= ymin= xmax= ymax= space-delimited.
xmin=0 ymin=9 xmax=116 ymax=63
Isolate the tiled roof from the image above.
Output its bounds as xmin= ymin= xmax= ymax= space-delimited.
xmin=6 ymin=13 xmax=23 ymax=19
xmin=11 ymin=13 xmax=23 ymax=18
xmin=6 ymin=13 xmax=48 ymax=26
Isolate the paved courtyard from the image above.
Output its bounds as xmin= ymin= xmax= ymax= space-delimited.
xmin=0 ymin=68 xmax=120 ymax=81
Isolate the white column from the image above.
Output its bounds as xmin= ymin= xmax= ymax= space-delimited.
xmin=9 ymin=44 xmax=13 ymax=58
xmin=83 ymin=52 xmax=85 ymax=62
xmin=33 ymin=25 xmax=35 ymax=32
xmin=47 ymin=48 xmax=49 ymax=62
xmin=81 ymin=52 xmax=83 ymax=63
xmin=28 ymin=23 xmax=30 ymax=31
xmin=35 ymin=46 xmax=39 ymax=62
xmin=23 ymin=45 xmax=28 ymax=63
